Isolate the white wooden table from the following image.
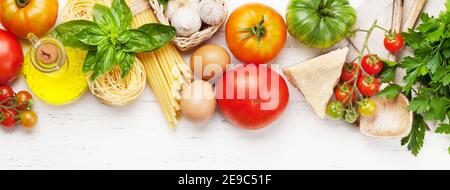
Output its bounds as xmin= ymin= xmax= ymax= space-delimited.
xmin=0 ymin=0 xmax=449 ymax=170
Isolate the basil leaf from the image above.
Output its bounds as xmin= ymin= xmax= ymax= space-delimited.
xmin=158 ymin=0 xmax=169 ymax=10
xmin=117 ymin=30 xmax=132 ymax=44
xmin=111 ymin=0 xmax=132 ymax=30
xmin=137 ymin=23 xmax=176 ymax=45
xmin=83 ymin=51 xmax=97 ymax=73
xmin=50 ymin=20 xmax=97 ymax=50
xmin=91 ymin=42 xmax=116 ymax=81
xmin=123 ymin=24 xmax=175 ymax=52
xmin=75 ymin=26 xmax=107 ymax=46
xmin=93 ymin=4 xmax=119 ymax=32
xmin=116 ymin=49 xmax=135 ymax=77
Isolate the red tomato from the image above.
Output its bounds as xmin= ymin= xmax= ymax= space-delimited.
xmin=225 ymin=3 xmax=287 ymax=65
xmin=0 ymin=85 xmax=15 ymax=106
xmin=384 ymin=33 xmax=404 ymax=53
xmin=1 ymin=108 xmax=18 ymax=128
xmin=361 ymin=54 xmax=383 ymax=75
xmin=0 ymin=29 xmax=23 ymax=85
xmin=216 ymin=65 xmax=289 ymax=130
xmin=341 ymin=62 xmax=361 ymax=83
xmin=335 ymin=83 xmax=356 ymax=105
xmin=357 ymin=75 xmax=380 ymax=97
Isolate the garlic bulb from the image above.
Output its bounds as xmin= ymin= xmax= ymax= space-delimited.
xmin=165 ymin=0 xmax=200 ymax=20
xmin=171 ymin=7 xmax=202 ymax=37
xmin=199 ymin=0 xmax=225 ymax=25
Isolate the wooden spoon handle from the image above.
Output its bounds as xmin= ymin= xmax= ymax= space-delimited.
xmin=388 ymin=0 xmax=404 ymax=61
xmin=403 ymin=0 xmax=427 ymax=32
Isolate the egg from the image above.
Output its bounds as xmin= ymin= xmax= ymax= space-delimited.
xmin=180 ymin=80 xmax=216 ymax=123
xmin=190 ymin=44 xmax=230 ymax=81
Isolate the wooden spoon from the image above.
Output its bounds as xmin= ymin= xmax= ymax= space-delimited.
xmin=359 ymin=0 xmax=427 ymax=138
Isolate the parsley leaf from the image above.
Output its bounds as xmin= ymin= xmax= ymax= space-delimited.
xmin=436 ymin=123 xmax=450 ymax=134
xmin=378 ymin=85 xmax=402 ymax=100
xmin=401 ymin=114 xmax=427 ymax=156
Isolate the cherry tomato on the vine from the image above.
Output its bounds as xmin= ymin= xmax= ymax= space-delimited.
xmin=358 ymin=98 xmax=377 ymax=117
xmin=384 ymin=33 xmax=404 ymax=53
xmin=326 ymin=101 xmax=345 ymax=119
xmin=20 ymin=110 xmax=38 ymax=128
xmin=357 ymin=75 xmax=380 ymax=97
xmin=15 ymin=91 xmax=33 ymax=110
xmin=0 ymin=108 xmax=18 ymax=127
xmin=341 ymin=62 xmax=361 ymax=83
xmin=335 ymin=83 xmax=356 ymax=105
xmin=361 ymin=54 xmax=383 ymax=75
xmin=0 ymin=85 xmax=15 ymax=106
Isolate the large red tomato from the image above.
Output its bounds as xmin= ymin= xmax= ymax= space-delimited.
xmin=216 ymin=65 xmax=289 ymax=130
xmin=225 ymin=3 xmax=287 ymax=65
xmin=0 ymin=29 xmax=23 ymax=85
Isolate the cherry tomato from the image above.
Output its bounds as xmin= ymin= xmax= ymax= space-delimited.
xmin=358 ymin=98 xmax=378 ymax=117
xmin=0 ymin=85 xmax=15 ymax=106
xmin=20 ymin=110 xmax=38 ymax=128
xmin=326 ymin=101 xmax=345 ymax=119
xmin=15 ymin=91 xmax=33 ymax=110
xmin=357 ymin=75 xmax=380 ymax=97
xmin=0 ymin=108 xmax=18 ymax=127
xmin=384 ymin=33 xmax=404 ymax=53
xmin=341 ymin=62 xmax=361 ymax=83
xmin=344 ymin=109 xmax=358 ymax=124
xmin=334 ymin=83 xmax=356 ymax=105
xmin=361 ymin=54 xmax=383 ymax=75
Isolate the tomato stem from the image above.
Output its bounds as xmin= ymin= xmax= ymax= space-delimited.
xmin=319 ymin=8 xmax=336 ymax=17
xmin=15 ymin=0 xmax=30 ymax=8
xmin=239 ymin=16 xmax=266 ymax=47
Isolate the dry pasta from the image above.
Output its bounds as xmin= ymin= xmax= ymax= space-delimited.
xmin=128 ymin=0 xmax=192 ymax=127
xmin=61 ymin=0 xmax=147 ymax=106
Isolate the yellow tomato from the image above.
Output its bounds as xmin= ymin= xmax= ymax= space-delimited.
xmin=225 ymin=3 xmax=287 ymax=65
xmin=0 ymin=0 xmax=58 ymax=38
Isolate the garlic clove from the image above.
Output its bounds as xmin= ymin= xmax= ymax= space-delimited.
xmin=170 ymin=7 xmax=202 ymax=37
xmin=165 ymin=0 xmax=200 ymax=20
xmin=199 ymin=0 xmax=225 ymax=25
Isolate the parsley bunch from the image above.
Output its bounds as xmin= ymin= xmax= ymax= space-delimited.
xmin=392 ymin=0 xmax=450 ymax=156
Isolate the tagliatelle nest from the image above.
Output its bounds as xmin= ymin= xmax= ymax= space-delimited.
xmin=87 ymin=59 xmax=146 ymax=106
xmin=62 ymin=0 xmax=147 ymax=106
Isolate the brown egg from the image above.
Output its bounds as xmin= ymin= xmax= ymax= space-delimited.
xmin=180 ymin=80 xmax=216 ymax=123
xmin=190 ymin=44 xmax=230 ymax=81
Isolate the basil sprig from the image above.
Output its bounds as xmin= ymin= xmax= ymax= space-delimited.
xmin=51 ymin=0 xmax=176 ymax=80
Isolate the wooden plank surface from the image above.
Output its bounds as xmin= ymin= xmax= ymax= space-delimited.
xmin=0 ymin=0 xmax=448 ymax=170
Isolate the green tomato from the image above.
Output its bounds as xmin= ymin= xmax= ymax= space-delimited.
xmin=286 ymin=0 xmax=357 ymax=49
xmin=327 ymin=101 xmax=345 ymax=119
xmin=344 ymin=109 xmax=358 ymax=124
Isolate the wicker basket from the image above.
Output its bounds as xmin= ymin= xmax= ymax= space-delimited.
xmin=149 ymin=0 xmax=227 ymax=51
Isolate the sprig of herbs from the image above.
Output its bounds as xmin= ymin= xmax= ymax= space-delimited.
xmin=51 ymin=0 xmax=176 ymax=80
xmin=383 ymin=0 xmax=450 ymax=156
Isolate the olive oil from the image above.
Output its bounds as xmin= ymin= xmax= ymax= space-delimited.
xmin=22 ymin=34 xmax=87 ymax=105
